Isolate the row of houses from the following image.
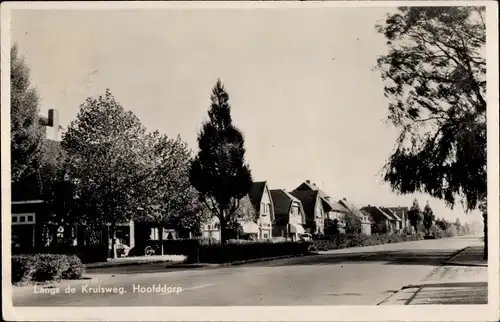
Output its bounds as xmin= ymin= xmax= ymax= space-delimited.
xmin=199 ymin=180 xmax=412 ymax=242
xmin=10 ymin=109 xmax=412 ymax=250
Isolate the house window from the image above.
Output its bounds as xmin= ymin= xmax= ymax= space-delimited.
xmin=292 ymin=205 xmax=299 ymax=216
xmin=215 ymin=223 xmax=220 ymax=229
xmin=12 ymin=216 xmax=18 ymax=223
xmin=263 ymin=233 xmax=269 ymax=239
xmin=28 ymin=215 xmax=34 ymax=222
xmin=20 ymin=216 xmax=26 ymax=223
xmin=261 ymin=203 xmax=265 ymax=213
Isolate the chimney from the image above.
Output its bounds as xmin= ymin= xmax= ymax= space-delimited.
xmin=39 ymin=109 xmax=61 ymax=141
xmin=49 ymin=109 xmax=61 ymax=141
xmin=343 ymin=197 xmax=347 ymax=201
xmin=306 ymin=180 xmax=310 ymax=184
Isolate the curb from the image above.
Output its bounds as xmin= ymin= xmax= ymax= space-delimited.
xmin=86 ymin=252 xmax=318 ymax=270
xmin=442 ymin=261 xmax=488 ymax=267
xmin=85 ymin=259 xmax=181 ymax=269
xmin=444 ymin=246 xmax=470 ymax=263
xmin=442 ymin=246 xmax=488 ymax=267
xmin=182 ymin=252 xmax=318 ymax=269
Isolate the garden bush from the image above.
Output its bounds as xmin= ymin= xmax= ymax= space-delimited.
xmin=12 ymin=254 xmax=85 ymax=284
xmin=311 ymin=233 xmax=425 ymax=251
xmin=12 ymin=244 xmax=108 ymax=264
xmin=194 ymin=241 xmax=311 ymax=263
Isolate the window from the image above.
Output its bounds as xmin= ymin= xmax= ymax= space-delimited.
xmin=28 ymin=215 xmax=34 ymax=222
xmin=20 ymin=216 xmax=26 ymax=223
xmin=263 ymin=233 xmax=269 ymax=239
xmin=261 ymin=203 xmax=265 ymax=213
xmin=12 ymin=216 xmax=18 ymax=223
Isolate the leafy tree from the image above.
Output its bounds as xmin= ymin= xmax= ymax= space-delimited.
xmin=422 ymin=201 xmax=435 ymax=235
xmin=38 ymin=140 xmax=80 ymax=245
xmin=345 ymin=212 xmax=361 ymax=235
xmin=223 ymin=219 xmax=244 ymax=240
xmin=408 ymin=198 xmax=423 ymax=233
xmin=10 ymin=45 xmax=45 ymax=183
xmin=62 ymin=90 xmax=151 ymax=258
xmin=436 ymin=217 xmax=451 ymax=231
xmin=139 ymin=132 xmax=205 ymax=254
xmin=324 ymin=218 xmax=340 ymax=236
xmin=189 ymin=79 xmax=253 ymax=244
xmin=376 ymin=7 xmax=487 ymax=259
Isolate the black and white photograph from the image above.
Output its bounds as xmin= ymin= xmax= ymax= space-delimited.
xmin=1 ymin=1 xmax=499 ymax=321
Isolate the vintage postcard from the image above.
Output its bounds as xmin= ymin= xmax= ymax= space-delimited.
xmin=1 ymin=1 xmax=499 ymax=321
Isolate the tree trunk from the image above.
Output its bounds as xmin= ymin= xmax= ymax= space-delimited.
xmin=110 ymin=224 xmax=117 ymax=259
xmin=219 ymin=205 xmax=226 ymax=244
xmin=483 ymin=212 xmax=488 ymax=260
xmin=159 ymin=224 xmax=164 ymax=256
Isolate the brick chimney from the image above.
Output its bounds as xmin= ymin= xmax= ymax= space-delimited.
xmin=306 ymin=180 xmax=310 ymax=184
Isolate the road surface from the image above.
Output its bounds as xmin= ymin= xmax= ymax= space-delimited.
xmin=12 ymin=236 xmax=483 ymax=306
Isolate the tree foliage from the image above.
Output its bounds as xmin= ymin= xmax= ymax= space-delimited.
xmin=189 ymin=79 xmax=253 ymax=243
xmin=422 ymin=201 xmax=435 ymax=234
xmin=408 ymin=198 xmax=423 ymax=233
xmin=345 ymin=212 xmax=361 ymax=235
xmin=376 ymin=7 xmax=487 ymax=257
xmin=139 ymin=132 xmax=206 ymax=253
xmin=376 ymin=7 xmax=486 ymax=211
xmin=10 ymin=45 xmax=45 ymax=182
xmin=62 ymin=90 xmax=150 ymax=258
xmin=324 ymin=218 xmax=340 ymax=236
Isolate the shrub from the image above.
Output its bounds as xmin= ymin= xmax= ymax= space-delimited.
xmin=311 ymin=232 xmax=425 ymax=251
xmin=12 ymin=244 xmax=108 ymax=264
xmin=12 ymin=254 xmax=85 ymax=284
xmin=195 ymin=241 xmax=311 ymax=263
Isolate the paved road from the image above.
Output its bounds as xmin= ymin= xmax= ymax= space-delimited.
xmin=12 ymin=236 xmax=482 ymax=306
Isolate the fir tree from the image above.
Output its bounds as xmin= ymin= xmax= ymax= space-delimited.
xmin=190 ymin=79 xmax=253 ymax=244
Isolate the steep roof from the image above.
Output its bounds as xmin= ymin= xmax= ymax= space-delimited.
xmin=270 ymin=189 xmax=305 ymax=224
xmin=248 ymin=181 xmax=266 ymax=211
xmin=339 ymin=198 xmax=363 ymax=218
xmin=387 ymin=207 xmax=409 ymax=221
xmin=361 ymin=206 xmax=392 ymax=220
xmin=294 ymin=181 xmax=338 ymax=212
xmin=290 ymin=190 xmax=320 ymax=220
xmin=380 ymin=207 xmax=402 ymax=221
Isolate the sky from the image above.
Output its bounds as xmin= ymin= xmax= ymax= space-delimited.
xmin=10 ymin=7 xmax=482 ymax=224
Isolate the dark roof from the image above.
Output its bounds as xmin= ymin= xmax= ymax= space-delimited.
xmin=361 ymin=206 xmax=392 ymax=221
xmin=270 ymin=189 xmax=293 ymax=216
xmin=294 ymin=181 xmax=337 ymax=212
xmin=270 ymin=189 xmax=305 ymax=224
xmin=330 ymin=200 xmax=350 ymax=213
xmin=380 ymin=207 xmax=402 ymax=221
xmin=290 ymin=190 xmax=320 ymax=220
xmin=387 ymin=207 xmax=409 ymax=221
xmin=248 ymin=181 xmax=266 ymax=211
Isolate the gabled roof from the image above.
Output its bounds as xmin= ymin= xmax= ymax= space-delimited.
xmin=290 ymin=190 xmax=321 ymax=220
xmin=338 ymin=198 xmax=365 ymax=219
xmin=380 ymin=207 xmax=402 ymax=221
xmin=248 ymin=181 xmax=267 ymax=211
xmin=387 ymin=207 xmax=409 ymax=221
xmin=294 ymin=181 xmax=339 ymax=212
xmin=270 ymin=189 xmax=306 ymax=224
xmin=361 ymin=206 xmax=392 ymax=220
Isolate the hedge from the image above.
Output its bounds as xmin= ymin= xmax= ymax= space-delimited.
xmin=194 ymin=241 xmax=311 ymax=263
xmin=312 ymin=233 xmax=425 ymax=251
xmin=12 ymin=254 xmax=85 ymax=284
xmin=12 ymin=245 xmax=108 ymax=264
